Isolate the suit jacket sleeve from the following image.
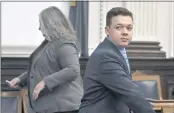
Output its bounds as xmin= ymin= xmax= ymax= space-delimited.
xmin=43 ymin=43 xmax=80 ymax=91
xmin=98 ymin=54 xmax=155 ymax=113
xmin=18 ymin=71 xmax=28 ymax=87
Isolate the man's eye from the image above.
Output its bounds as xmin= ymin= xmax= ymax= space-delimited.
xmin=127 ymin=27 xmax=132 ymax=31
xmin=116 ymin=26 xmax=122 ymax=29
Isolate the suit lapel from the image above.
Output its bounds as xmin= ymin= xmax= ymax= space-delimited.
xmin=103 ymin=38 xmax=130 ymax=75
xmin=29 ymin=40 xmax=49 ymax=68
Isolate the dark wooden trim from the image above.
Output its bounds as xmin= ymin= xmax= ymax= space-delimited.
xmin=1 ymin=57 xmax=174 ymax=99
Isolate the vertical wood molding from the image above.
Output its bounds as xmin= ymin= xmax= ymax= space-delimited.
xmin=99 ymin=1 xmax=108 ymax=42
xmin=157 ymin=2 xmax=174 ymax=58
xmin=99 ymin=1 xmax=125 ymax=43
xmin=125 ymin=2 xmax=174 ymax=58
xmin=169 ymin=2 xmax=174 ymax=58
xmin=99 ymin=1 xmax=104 ymax=42
xmin=88 ymin=2 xmax=101 ymax=55
xmin=126 ymin=2 xmax=158 ymax=41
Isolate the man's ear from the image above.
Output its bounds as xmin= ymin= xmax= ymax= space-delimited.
xmin=105 ymin=26 xmax=109 ymax=36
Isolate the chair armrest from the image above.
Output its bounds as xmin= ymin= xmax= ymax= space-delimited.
xmin=147 ymin=98 xmax=174 ymax=103
xmin=147 ymin=98 xmax=174 ymax=108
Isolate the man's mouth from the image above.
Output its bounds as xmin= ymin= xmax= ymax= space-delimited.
xmin=121 ymin=38 xmax=128 ymax=42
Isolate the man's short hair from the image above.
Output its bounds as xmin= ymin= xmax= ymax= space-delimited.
xmin=106 ymin=7 xmax=133 ymax=27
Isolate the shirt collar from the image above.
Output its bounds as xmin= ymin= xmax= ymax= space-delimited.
xmin=106 ymin=37 xmax=125 ymax=51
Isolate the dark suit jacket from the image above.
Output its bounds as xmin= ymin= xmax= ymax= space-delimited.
xmin=18 ymin=37 xmax=83 ymax=113
xmin=78 ymin=38 xmax=155 ymax=113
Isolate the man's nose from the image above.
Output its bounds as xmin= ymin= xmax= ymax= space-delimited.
xmin=122 ymin=28 xmax=128 ymax=35
xmin=123 ymin=27 xmax=128 ymax=33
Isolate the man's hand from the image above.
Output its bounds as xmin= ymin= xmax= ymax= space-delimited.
xmin=33 ymin=80 xmax=45 ymax=100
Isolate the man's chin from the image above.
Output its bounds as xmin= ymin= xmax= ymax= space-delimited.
xmin=119 ymin=43 xmax=129 ymax=47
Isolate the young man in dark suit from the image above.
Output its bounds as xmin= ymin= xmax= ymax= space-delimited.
xmin=78 ymin=7 xmax=155 ymax=113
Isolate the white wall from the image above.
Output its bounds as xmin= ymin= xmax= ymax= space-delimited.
xmin=88 ymin=1 xmax=125 ymax=55
xmin=2 ymin=2 xmax=174 ymax=58
xmin=88 ymin=1 xmax=174 ymax=58
xmin=1 ymin=2 xmax=69 ymax=56
xmin=125 ymin=2 xmax=174 ymax=58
